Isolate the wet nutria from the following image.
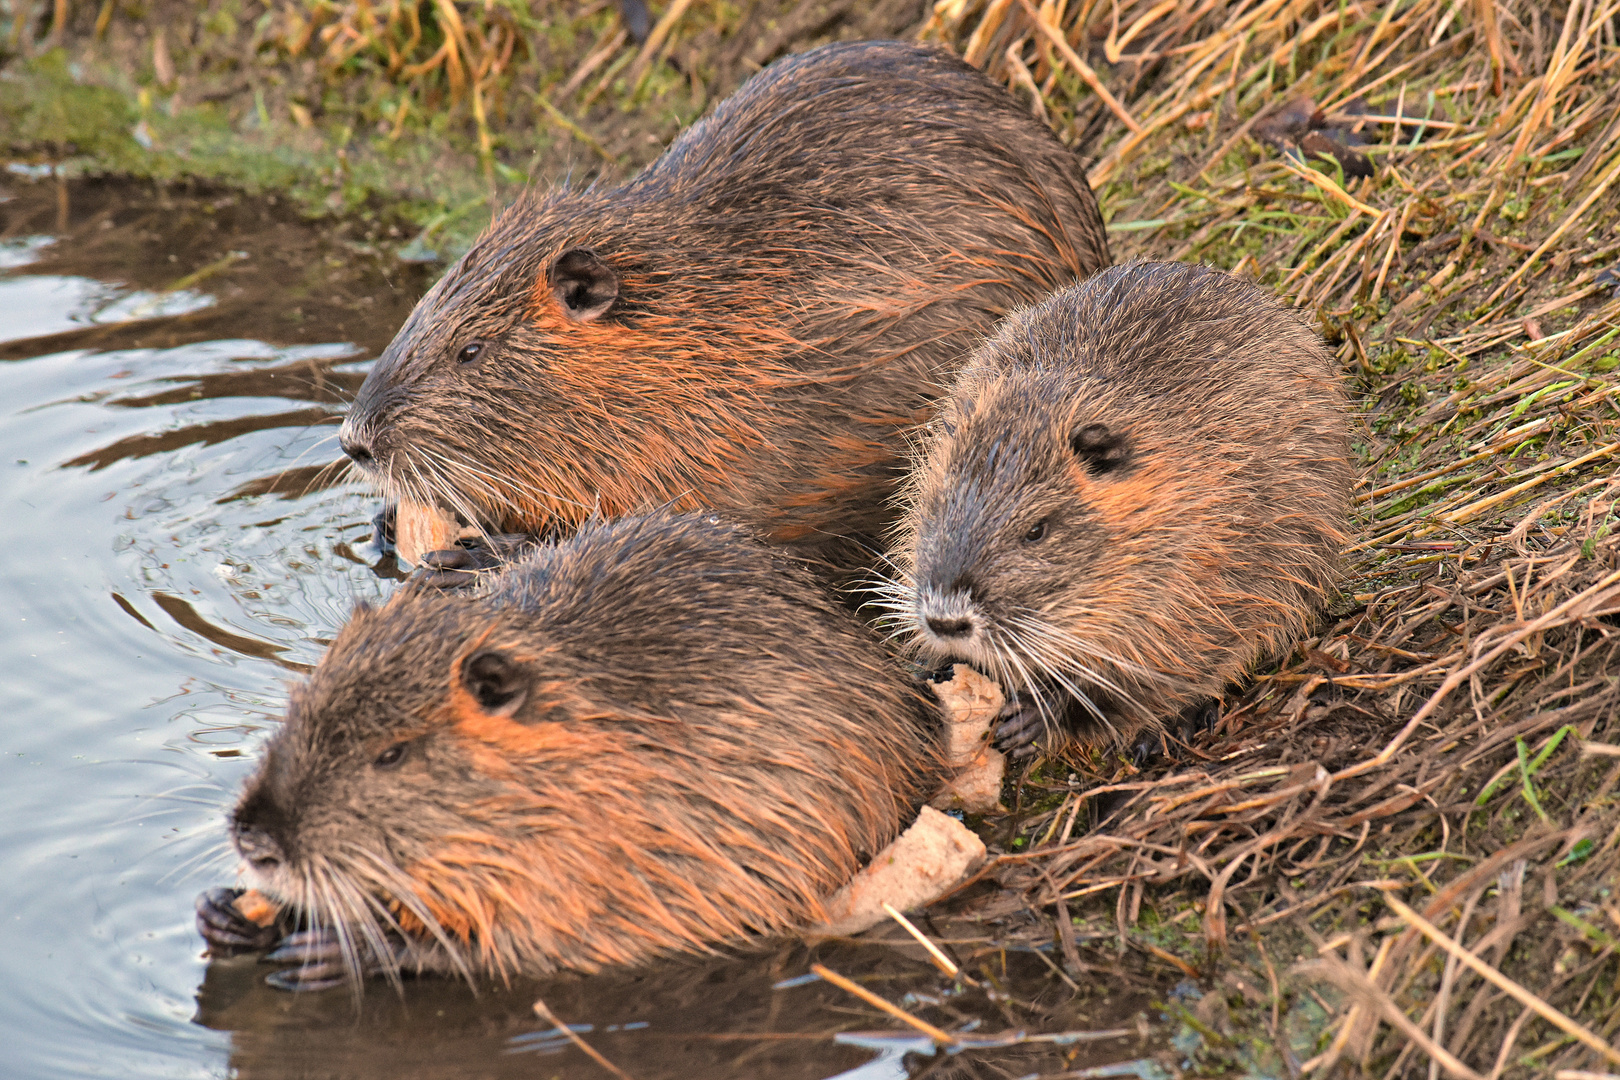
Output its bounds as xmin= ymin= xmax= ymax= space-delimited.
xmin=195 ymin=511 xmax=940 ymax=989
xmin=881 ymin=262 xmax=1351 ymax=760
xmin=339 ymin=39 xmax=1110 ymax=575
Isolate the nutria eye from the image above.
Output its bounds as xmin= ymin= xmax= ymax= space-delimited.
xmin=374 ymin=743 xmax=409 ymax=769
xmin=456 ymin=341 xmax=486 ymax=365
xmin=1023 ymin=520 xmax=1048 ymax=543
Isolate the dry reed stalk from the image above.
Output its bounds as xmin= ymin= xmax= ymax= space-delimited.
xmin=1381 ymin=890 xmax=1620 ymax=1068
xmin=624 ymin=0 xmax=698 ymax=92
xmin=532 ymin=998 xmax=638 ymax=1080
xmin=810 ymin=963 xmax=960 ymax=1044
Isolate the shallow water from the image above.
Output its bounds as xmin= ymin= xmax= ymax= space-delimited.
xmin=0 ymin=173 xmax=1160 ymax=1080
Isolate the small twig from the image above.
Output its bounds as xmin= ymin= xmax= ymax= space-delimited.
xmin=1333 ymin=568 xmax=1620 ymax=781
xmin=1492 ymin=151 xmax=1620 ymax=300
xmin=534 ymin=93 xmax=616 ymax=163
xmin=1279 ymin=159 xmax=1382 ymax=217
xmin=882 ymin=902 xmax=970 ymax=982
xmin=1487 ymin=1006 xmax=1535 ymax=1080
xmin=1305 ymin=950 xmax=1484 ymax=1080
xmin=1015 ymin=0 xmax=1141 ymax=133
xmin=533 ymin=999 xmax=637 ymax=1080
xmin=624 ymin=0 xmax=697 ymax=91
xmin=1003 ymin=42 xmax=1049 ymax=123
xmin=810 ymin=963 xmax=958 ymax=1045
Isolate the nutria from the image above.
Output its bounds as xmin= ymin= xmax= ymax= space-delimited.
xmin=881 ymin=262 xmax=1351 ymax=760
xmin=339 ymin=39 xmax=1110 ymax=576
xmin=195 ymin=511 xmax=940 ymax=989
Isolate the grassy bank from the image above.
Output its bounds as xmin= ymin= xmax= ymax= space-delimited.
xmin=7 ymin=0 xmax=1620 ymax=1075
xmin=954 ymin=2 xmax=1620 ymax=1075
xmin=0 ymin=0 xmax=928 ymax=253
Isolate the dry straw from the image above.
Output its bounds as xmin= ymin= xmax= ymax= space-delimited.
xmin=918 ymin=0 xmax=1620 ymax=1073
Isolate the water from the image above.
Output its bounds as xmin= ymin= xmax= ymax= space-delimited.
xmin=0 ymin=174 xmax=1157 ymax=1079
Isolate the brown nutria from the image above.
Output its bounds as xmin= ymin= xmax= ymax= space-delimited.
xmin=880 ymin=262 xmax=1351 ymax=761
xmin=339 ymin=39 xmax=1110 ymax=576
xmin=195 ymin=511 xmax=940 ymax=989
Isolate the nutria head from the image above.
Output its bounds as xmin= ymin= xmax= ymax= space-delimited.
xmin=230 ymin=512 xmax=939 ymax=983
xmin=338 ymin=40 xmax=1109 ymax=566
xmin=882 ymin=262 xmax=1350 ymax=747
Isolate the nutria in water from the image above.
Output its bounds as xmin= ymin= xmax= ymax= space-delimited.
xmin=197 ymin=511 xmax=940 ymax=988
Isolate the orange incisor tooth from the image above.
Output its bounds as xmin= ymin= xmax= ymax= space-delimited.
xmin=395 ymin=500 xmax=461 ymax=565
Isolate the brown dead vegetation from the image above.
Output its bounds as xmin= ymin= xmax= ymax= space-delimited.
xmin=938 ymin=1 xmax=1620 ymax=1075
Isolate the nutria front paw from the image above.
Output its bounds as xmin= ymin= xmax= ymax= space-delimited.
xmin=371 ymin=503 xmax=397 ymax=554
xmin=1177 ymin=699 xmax=1221 ymax=742
xmin=413 ymin=535 xmax=540 ymax=590
xmin=263 ymin=929 xmax=355 ymax=992
xmin=993 ymin=693 xmax=1047 ymax=761
xmin=1131 ymin=730 xmax=1166 ymax=768
xmin=1132 ymin=701 xmax=1219 ymax=766
xmin=196 ymin=887 xmax=282 ymax=956
xmin=413 ymin=546 xmax=491 ymax=590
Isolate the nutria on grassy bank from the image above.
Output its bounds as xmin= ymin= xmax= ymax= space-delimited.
xmin=883 ymin=262 xmax=1351 ymax=760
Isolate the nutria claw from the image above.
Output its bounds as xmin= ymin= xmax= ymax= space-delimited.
xmin=992 ymin=693 xmax=1047 ymax=760
xmin=1130 ymin=701 xmax=1221 ymax=767
xmin=1178 ymin=699 xmax=1221 ymax=742
xmin=195 ymin=887 xmax=281 ymax=955
xmin=1130 ymin=731 xmax=1166 ymax=768
xmin=196 ymin=889 xmax=362 ymax=991
xmin=261 ymin=929 xmax=357 ymax=992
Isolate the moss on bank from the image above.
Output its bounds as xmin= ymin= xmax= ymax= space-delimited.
xmin=0 ymin=0 xmax=920 ymax=255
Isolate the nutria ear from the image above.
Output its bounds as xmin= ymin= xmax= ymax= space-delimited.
xmin=1069 ymin=422 xmax=1130 ymax=475
xmin=461 ymin=648 xmax=529 ymax=717
xmin=550 ymin=248 xmax=618 ymax=322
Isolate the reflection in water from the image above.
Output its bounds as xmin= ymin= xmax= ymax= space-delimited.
xmin=0 ymin=233 xmax=54 ymax=268
xmin=64 ymin=406 xmax=343 ymax=472
xmin=0 ymin=175 xmax=1171 ymax=1080
xmin=0 ymin=174 xmax=432 ymax=1080
xmin=193 ymin=938 xmax=1151 ymax=1080
xmin=146 ymin=593 xmax=307 ymax=672
xmin=106 ymin=352 xmax=364 ymax=409
xmin=0 ymin=273 xmax=216 ymax=344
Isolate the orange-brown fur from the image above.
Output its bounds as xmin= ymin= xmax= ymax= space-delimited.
xmin=340 ymin=40 xmax=1110 ymax=573
xmin=205 ymin=512 xmax=940 ymax=986
xmin=887 ymin=263 xmax=1351 ymax=753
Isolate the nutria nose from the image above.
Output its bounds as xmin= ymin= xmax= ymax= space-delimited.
xmin=340 ymin=433 xmax=374 ymax=468
xmin=926 ymin=616 xmax=972 ymax=639
xmin=235 ymin=825 xmax=286 ymax=873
